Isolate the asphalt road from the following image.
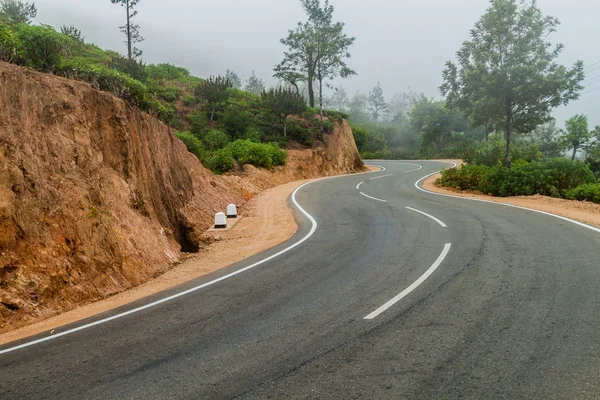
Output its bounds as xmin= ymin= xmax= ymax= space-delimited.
xmin=1 ymin=160 xmax=600 ymax=399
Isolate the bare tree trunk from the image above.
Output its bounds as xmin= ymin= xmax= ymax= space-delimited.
xmin=484 ymin=120 xmax=489 ymax=142
xmin=319 ymin=78 xmax=324 ymax=133
xmin=504 ymin=103 xmax=512 ymax=167
xmin=283 ymin=118 xmax=287 ymax=137
xmin=126 ymin=0 xmax=132 ymax=60
xmin=571 ymin=146 xmax=577 ymax=161
xmin=307 ymin=73 xmax=315 ymax=108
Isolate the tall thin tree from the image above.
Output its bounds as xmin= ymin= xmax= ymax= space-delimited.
xmin=110 ymin=0 xmax=144 ymax=60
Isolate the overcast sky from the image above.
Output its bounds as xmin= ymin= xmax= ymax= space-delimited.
xmin=35 ymin=0 xmax=600 ymax=127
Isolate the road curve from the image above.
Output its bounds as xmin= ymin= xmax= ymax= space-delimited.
xmin=1 ymin=161 xmax=600 ymax=399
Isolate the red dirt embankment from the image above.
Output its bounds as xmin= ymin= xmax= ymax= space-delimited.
xmin=0 ymin=62 xmax=363 ymax=333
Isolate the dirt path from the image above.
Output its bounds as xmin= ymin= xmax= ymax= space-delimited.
xmin=0 ymin=168 xmax=380 ymax=345
xmin=423 ymin=173 xmax=600 ymax=229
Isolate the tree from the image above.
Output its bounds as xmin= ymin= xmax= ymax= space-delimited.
xmin=440 ymin=0 xmax=584 ymax=166
xmin=194 ymin=76 xmax=232 ymax=121
xmin=274 ymin=0 xmax=355 ymax=110
xmin=368 ymin=82 xmax=388 ymax=122
xmin=0 ymin=0 xmax=36 ymax=24
xmin=525 ymin=120 xmax=564 ymax=159
xmin=245 ymin=71 xmax=265 ymax=95
xmin=61 ymin=25 xmax=84 ymax=42
xmin=410 ymin=98 xmax=467 ymax=156
xmin=388 ymin=89 xmax=422 ymax=118
xmin=348 ymin=91 xmax=368 ymax=122
xmin=560 ymin=114 xmax=591 ymax=161
xmin=110 ymin=0 xmax=144 ymax=60
xmin=225 ymin=69 xmax=242 ymax=89
xmin=261 ymin=87 xmax=307 ymax=137
xmin=330 ymin=85 xmax=348 ymax=111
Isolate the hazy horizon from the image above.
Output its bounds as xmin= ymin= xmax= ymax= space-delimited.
xmin=34 ymin=0 xmax=600 ymax=128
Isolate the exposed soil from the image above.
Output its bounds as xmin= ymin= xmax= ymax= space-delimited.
xmin=424 ymin=173 xmax=600 ymax=229
xmin=0 ymin=62 xmax=364 ymax=334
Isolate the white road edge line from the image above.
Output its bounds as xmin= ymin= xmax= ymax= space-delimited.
xmin=415 ymin=164 xmax=600 ymax=235
xmin=365 ymin=243 xmax=452 ymax=320
xmin=0 ymin=168 xmax=387 ymax=356
xmin=356 ymin=181 xmax=364 ymax=190
xmin=406 ymin=206 xmax=447 ymax=228
xmin=369 ymin=174 xmax=393 ymax=181
xmin=360 ymin=192 xmax=388 ymax=203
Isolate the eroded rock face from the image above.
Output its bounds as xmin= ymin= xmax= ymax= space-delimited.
xmin=0 ymin=62 xmax=241 ymax=327
xmin=0 ymin=62 xmax=364 ymax=331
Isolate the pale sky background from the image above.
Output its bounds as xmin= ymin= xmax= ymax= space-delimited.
xmin=35 ymin=0 xmax=600 ymax=127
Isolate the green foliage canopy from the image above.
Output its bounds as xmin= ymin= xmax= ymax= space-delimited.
xmin=440 ymin=0 xmax=585 ymax=166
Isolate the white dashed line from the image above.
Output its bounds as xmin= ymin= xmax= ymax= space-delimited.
xmin=359 ymin=192 xmax=388 ymax=203
xmin=406 ymin=206 xmax=447 ymax=228
xmin=365 ymin=243 xmax=452 ymax=320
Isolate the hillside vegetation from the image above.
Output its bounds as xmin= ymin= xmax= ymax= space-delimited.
xmin=0 ymin=20 xmax=349 ymax=175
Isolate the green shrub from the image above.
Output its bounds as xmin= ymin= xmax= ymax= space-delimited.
xmin=440 ymin=159 xmax=596 ymax=198
xmin=0 ymin=23 xmax=17 ymax=62
xmin=439 ymin=164 xmax=491 ymax=191
xmin=175 ymin=131 xmax=207 ymax=162
xmin=55 ymin=60 xmax=151 ymax=108
xmin=266 ymin=143 xmax=287 ymax=166
xmin=202 ymin=129 xmax=230 ymax=151
xmin=158 ymin=86 xmax=182 ymax=103
xmin=105 ymin=51 xmax=147 ymax=81
xmin=565 ymin=183 xmax=600 ymax=204
xmin=323 ymin=109 xmax=349 ymax=122
xmin=146 ymin=63 xmax=190 ymax=82
xmin=225 ymin=140 xmax=286 ymax=168
xmin=15 ymin=24 xmax=67 ymax=71
xmin=351 ymin=124 xmax=368 ymax=151
xmin=207 ymin=148 xmax=235 ymax=174
xmin=243 ymin=126 xmax=263 ymax=143
xmin=220 ymin=106 xmax=256 ymax=139
xmin=154 ymin=102 xmax=177 ymax=124
xmin=483 ymin=159 xmax=596 ymax=197
xmin=182 ymin=95 xmax=196 ymax=107
xmin=287 ymin=119 xmax=312 ymax=146
xmin=322 ymin=120 xmax=335 ymax=133
xmin=186 ymin=112 xmax=207 ymax=136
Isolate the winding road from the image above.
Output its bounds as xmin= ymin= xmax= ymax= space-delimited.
xmin=2 ymin=160 xmax=600 ymax=399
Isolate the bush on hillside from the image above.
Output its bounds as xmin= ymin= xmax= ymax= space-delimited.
xmin=226 ymin=140 xmax=287 ymax=168
xmin=565 ymin=183 xmax=600 ymax=204
xmin=207 ymin=148 xmax=235 ymax=174
xmin=323 ymin=109 xmax=349 ymax=122
xmin=322 ymin=119 xmax=335 ymax=134
xmin=287 ymin=119 xmax=312 ymax=146
xmin=182 ymin=95 xmax=196 ymax=107
xmin=175 ymin=131 xmax=207 ymax=163
xmin=221 ymin=106 xmax=256 ymax=139
xmin=0 ymin=23 xmax=17 ymax=62
xmin=157 ymin=86 xmax=182 ymax=103
xmin=202 ymin=129 xmax=230 ymax=151
xmin=243 ymin=126 xmax=263 ymax=143
xmin=55 ymin=60 xmax=151 ymax=107
xmin=15 ymin=24 xmax=67 ymax=71
xmin=186 ymin=112 xmax=208 ymax=136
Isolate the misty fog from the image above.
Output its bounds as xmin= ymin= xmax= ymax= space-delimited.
xmin=34 ymin=0 xmax=599 ymax=126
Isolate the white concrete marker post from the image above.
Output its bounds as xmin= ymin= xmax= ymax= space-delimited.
xmin=214 ymin=212 xmax=227 ymax=229
xmin=227 ymin=204 xmax=237 ymax=218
